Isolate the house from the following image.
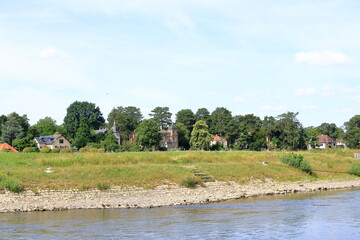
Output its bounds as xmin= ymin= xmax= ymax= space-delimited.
xmin=160 ymin=125 xmax=178 ymax=150
xmin=211 ymin=135 xmax=228 ymax=149
xmin=34 ymin=134 xmax=71 ymax=150
xmin=317 ymin=134 xmax=336 ymax=149
xmin=94 ymin=122 xmax=121 ymax=145
xmin=129 ymin=125 xmax=179 ymax=150
xmin=335 ymin=139 xmax=347 ymax=149
xmin=0 ymin=143 xmax=18 ymax=152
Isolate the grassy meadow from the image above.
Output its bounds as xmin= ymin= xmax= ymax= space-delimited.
xmin=1 ymin=149 xmax=360 ymax=191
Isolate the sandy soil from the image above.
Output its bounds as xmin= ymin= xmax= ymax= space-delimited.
xmin=1 ymin=178 xmax=360 ymax=212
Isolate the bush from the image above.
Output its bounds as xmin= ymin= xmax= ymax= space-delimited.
xmin=281 ymin=153 xmax=313 ymax=174
xmin=97 ymin=148 xmax=105 ymax=153
xmin=181 ymin=177 xmax=203 ymax=189
xmin=22 ymin=147 xmax=34 ymax=153
xmin=40 ymin=147 xmax=51 ymax=153
xmin=51 ymin=148 xmax=60 ymax=153
xmin=348 ymin=163 xmax=360 ymax=177
xmin=96 ymin=182 xmax=110 ymax=191
xmin=1 ymin=178 xmax=24 ymax=193
xmin=60 ymin=148 xmax=72 ymax=153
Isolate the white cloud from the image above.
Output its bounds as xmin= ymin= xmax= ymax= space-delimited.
xmin=331 ymin=108 xmax=354 ymax=113
xmin=295 ymin=51 xmax=351 ymax=65
xmin=233 ymin=96 xmax=249 ymax=103
xmin=300 ymin=104 xmax=317 ymax=110
xmin=262 ymin=105 xmax=287 ymax=111
xmin=38 ymin=48 xmax=69 ymax=59
xmin=294 ymin=88 xmax=317 ymax=96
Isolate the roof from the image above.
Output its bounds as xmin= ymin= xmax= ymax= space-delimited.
xmin=94 ymin=128 xmax=108 ymax=134
xmin=317 ymin=134 xmax=335 ymax=144
xmin=213 ymin=135 xmax=227 ymax=142
xmin=0 ymin=143 xmax=18 ymax=152
xmin=168 ymin=125 xmax=178 ymax=130
xmin=34 ymin=135 xmax=65 ymax=145
xmin=336 ymin=139 xmax=346 ymax=143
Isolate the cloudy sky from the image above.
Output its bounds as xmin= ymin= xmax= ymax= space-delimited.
xmin=1 ymin=0 xmax=359 ymax=127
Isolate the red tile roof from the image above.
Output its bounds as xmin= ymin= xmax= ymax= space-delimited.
xmin=0 ymin=143 xmax=18 ymax=152
xmin=317 ymin=134 xmax=335 ymax=144
xmin=213 ymin=135 xmax=227 ymax=142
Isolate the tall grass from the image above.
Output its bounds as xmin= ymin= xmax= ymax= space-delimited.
xmin=0 ymin=149 xmax=359 ymax=190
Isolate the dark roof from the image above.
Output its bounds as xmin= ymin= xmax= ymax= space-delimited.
xmin=35 ymin=135 xmax=58 ymax=145
xmin=317 ymin=134 xmax=335 ymax=144
xmin=94 ymin=128 xmax=108 ymax=134
xmin=168 ymin=125 xmax=178 ymax=130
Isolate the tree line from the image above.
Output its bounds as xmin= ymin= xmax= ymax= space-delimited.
xmin=1 ymin=101 xmax=360 ymax=151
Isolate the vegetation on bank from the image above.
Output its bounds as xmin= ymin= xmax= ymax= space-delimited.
xmin=1 ymin=149 xmax=360 ymax=192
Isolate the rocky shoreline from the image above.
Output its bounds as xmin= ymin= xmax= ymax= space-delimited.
xmin=1 ymin=178 xmax=360 ymax=213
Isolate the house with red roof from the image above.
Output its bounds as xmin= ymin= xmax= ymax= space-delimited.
xmin=211 ymin=135 xmax=228 ymax=149
xmin=0 ymin=143 xmax=18 ymax=152
xmin=315 ymin=134 xmax=346 ymax=149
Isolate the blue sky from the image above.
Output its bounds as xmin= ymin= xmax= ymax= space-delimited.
xmin=1 ymin=0 xmax=359 ymax=127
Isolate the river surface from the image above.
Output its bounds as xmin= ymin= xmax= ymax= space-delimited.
xmin=1 ymin=189 xmax=360 ymax=239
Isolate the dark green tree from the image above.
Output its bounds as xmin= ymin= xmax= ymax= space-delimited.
xmin=273 ymin=112 xmax=306 ymax=150
xmin=107 ymin=106 xmax=143 ymax=144
xmin=195 ymin=108 xmax=210 ymax=122
xmin=33 ymin=117 xmax=57 ymax=136
xmin=73 ymin=118 xmax=92 ymax=149
xmin=149 ymin=107 xmax=172 ymax=130
xmin=0 ymin=113 xmax=26 ymax=145
xmin=190 ymin=120 xmax=212 ymax=150
xmin=12 ymin=138 xmax=37 ymax=151
xmin=101 ymin=130 xmax=120 ymax=152
xmin=63 ymin=101 xmax=105 ymax=139
xmin=0 ymin=115 xmax=7 ymax=137
xmin=175 ymin=122 xmax=190 ymax=149
xmin=208 ymin=107 xmax=232 ymax=138
xmin=176 ymin=109 xmax=195 ymax=139
xmin=134 ymin=119 xmax=161 ymax=150
xmin=345 ymin=115 xmax=360 ymax=149
xmin=317 ymin=123 xmax=345 ymax=139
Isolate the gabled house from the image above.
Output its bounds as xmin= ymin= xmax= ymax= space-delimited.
xmin=0 ymin=143 xmax=18 ymax=152
xmin=34 ymin=134 xmax=71 ymax=150
xmin=335 ymin=139 xmax=347 ymax=148
xmin=211 ymin=135 xmax=228 ymax=149
xmin=94 ymin=123 xmax=121 ymax=145
xmin=160 ymin=125 xmax=178 ymax=150
xmin=129 ymin=125 xmax=179 ymax=150
xmin=317 ymin=134 xmax=336 ymax=149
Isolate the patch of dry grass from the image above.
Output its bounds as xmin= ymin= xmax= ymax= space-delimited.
xmin=0 ymin=149 xmax=360 ymax=190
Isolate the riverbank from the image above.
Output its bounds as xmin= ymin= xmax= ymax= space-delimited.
xmin=1 ymin=178 xmax=360 ymax=213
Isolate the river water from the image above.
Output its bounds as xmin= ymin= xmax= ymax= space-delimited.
xmin=1 ymin=189 xmax=359 ymax=239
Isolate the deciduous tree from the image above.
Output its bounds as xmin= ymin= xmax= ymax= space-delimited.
xmin=63 ymin=101 xmax=105 ymax=139
xmin=149 ymin=107 xmax=172 ymax=130
xmin=190 ymin=120 xmax=212 ymax=150
xmin=134 ymin=119 xmax=161 ymax=150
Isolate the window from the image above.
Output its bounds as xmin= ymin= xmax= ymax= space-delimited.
xmin=59 ymin=139 xmax=64 ymax=144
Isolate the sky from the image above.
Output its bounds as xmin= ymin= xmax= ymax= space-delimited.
xmin=1 ymin=0 xmax=359 ymax=127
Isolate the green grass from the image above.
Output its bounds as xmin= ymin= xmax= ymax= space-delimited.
xmin=0 ymin=149 xmax=360 ymax=190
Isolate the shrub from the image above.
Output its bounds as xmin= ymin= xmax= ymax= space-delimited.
xmin=96 ymin=182 xmax=110 ymax=191
xmin=1 ymin=178 xmax=24 ymax=193
xmin=348 ymin=163 xmax=360 ymax=177
xmin=79 ymin=147 xmax=88 ymax=153
xmin=97 ymin=148 xmax=105 ymax=153
xmin=281 ymin=153 xmax=313 ymax=174
xmin=181 ymin=177 xmax=203 ymax=189
xmin=60 ymin=148 xmax=72 ymax=153
xmin=40 ymin=147 xmax=51 ymax=153
xmin=51 ymin=148 xmax=60 ymax=153
xmin=22 ymin=147 xmax=34 ymax=153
